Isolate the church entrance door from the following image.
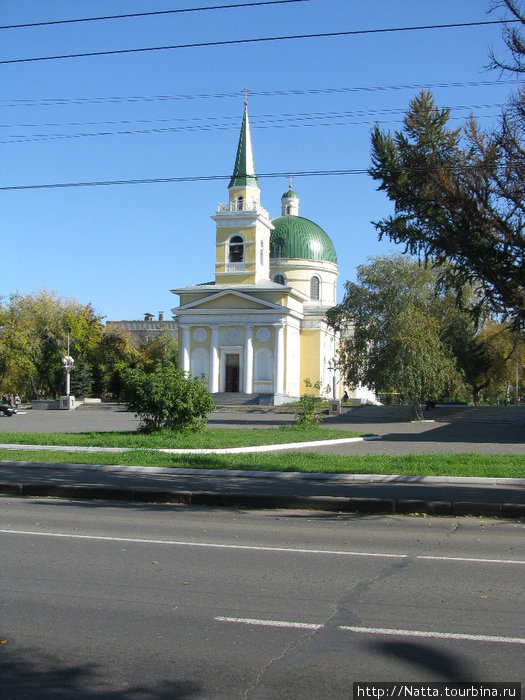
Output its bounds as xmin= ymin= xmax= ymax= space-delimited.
xmin=225 ymin=353 xmax=240 ymax=392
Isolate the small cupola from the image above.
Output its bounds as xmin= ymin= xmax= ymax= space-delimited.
xmin=281 ymin=176 xmax=299 ymax=216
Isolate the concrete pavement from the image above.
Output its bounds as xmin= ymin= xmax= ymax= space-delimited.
xmin=0 ymin=404 xmax=524 ymax=517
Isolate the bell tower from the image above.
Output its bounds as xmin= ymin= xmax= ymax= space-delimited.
xmin=212 ymin=91 xmax=274 ymax=285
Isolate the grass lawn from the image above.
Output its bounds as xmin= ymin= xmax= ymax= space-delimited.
xmin=0 ymin=426 xmax=524 ymax=478
xmin=0 ymin=426 xmax=363 ymax=449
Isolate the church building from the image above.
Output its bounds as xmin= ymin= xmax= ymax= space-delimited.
xmin=171 ymin=99 xmax=345 ymax=404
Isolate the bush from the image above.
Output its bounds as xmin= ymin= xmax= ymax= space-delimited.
xmin=121 ymin=365 xmax=215 ymax=432
xmin=296 ymin=379 xmax=323 ymax=429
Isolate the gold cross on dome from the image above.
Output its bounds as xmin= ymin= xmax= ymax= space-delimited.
xmin=288 ymin=174 xmax=293 ymax=190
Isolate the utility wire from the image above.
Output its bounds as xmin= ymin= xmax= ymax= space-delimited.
xmin=1 ymin=108 xmax=503 ymax=144
xmin=4 ymin=162 xmax=518 ymax=191
xmin=0 ymin=0 xmax=309 ymax=30
xmin=0 ymin=103 xmax=504 ymax=131
xmin=1 ymin=170 xmax=371 ymax=191
xmin=2 ymin=80 xmax=519 ymax=107
xmin=1 ymin=19 xmax=520 ymax=65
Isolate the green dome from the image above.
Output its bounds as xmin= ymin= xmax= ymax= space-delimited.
xmin=270 ymin=215 xmax=337 ymax=264
xmin=282 ymin=189 xmax=299 ymax=198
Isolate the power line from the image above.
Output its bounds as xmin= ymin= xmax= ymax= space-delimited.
xmin=1 ymin=105 xmax=504 ymax=144
xmin=1 ymin=19 xmax=520 ymax=65
xmin=3 ymin=170 xmax=369 ymax=191
xmin=2 ymin=80 xmax=520 ymax=108
xmin=4 ymin=162 xmax=518 ymax=191
xmin=0 ymin=0 xmax=308 ymax=30
xmin=1 ymin=103 xmax=504 ymax=130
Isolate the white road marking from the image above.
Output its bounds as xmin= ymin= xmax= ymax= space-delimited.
xmin=215 ymin=617 xmax=525 ymax=645
xmin=0 ymin=528 xmax=524 ymax=565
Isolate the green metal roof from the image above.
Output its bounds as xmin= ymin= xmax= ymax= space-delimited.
xmin=270 ymin=215 xmax=337 ymax=263
xmin=282 ymin=189 xmax=299 ymax=198
xmin=228 ymin=104 xmax=259 ymax=189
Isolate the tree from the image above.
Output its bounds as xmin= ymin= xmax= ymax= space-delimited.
xmin=69 ymin=358 xmax=94 ymax=398
xmin=0 ymin=290 xmax=103 ymax=398
xmin=327 ymin=255 xmax=465 ymax=419
xmin=91 ymin=326 xmax=140 ymax=398
xmin=121 ymin=365 xmax=215 ymax=432
xmin=489 ymin=0 xmax=525 ymax=74
xmin=138 ymin=328 xmax=178 ymax=371
xmin=475 ymin=320 xmax=525 ymax=402
xmin=369 ymin=90 xmax=525 ymax=330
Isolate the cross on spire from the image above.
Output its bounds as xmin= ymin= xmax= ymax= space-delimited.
xmin=243 ymin=87 xmax=250 ymax=106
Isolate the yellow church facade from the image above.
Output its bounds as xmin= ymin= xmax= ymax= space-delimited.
xmin=171 ymin=101 xmax=345 ymax=404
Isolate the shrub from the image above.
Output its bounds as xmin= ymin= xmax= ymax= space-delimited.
xmin=296 ymin=379 xmax=323 ymax=429
xmin=121 ymin=365 xmax=215 ymax=432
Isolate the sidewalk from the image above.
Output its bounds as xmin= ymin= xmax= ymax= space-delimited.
xmin=0 ymin=405 xmax=524 ymax=517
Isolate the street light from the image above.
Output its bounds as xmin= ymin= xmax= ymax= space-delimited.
xmin=62 ymin=355 xmax=74 ymax=398
xmin=61 ymin=324 xmax=74 ymax=407
xmin=327 ymin=359 xmax=340 ymax=399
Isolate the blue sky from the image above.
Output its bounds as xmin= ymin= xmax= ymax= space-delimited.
xmin=2 ymin=0 xmax=522 ymax=322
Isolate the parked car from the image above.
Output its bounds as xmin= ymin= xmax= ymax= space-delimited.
xmin=0 ymin=404 xmax=16 ymax=417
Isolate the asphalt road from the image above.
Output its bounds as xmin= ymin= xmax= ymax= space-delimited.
xmin=1 ymin=499 xmax=524 ymax=699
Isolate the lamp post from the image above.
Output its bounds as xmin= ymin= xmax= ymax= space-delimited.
xmin=61 ymin=324 xmax=74 ymax=408
xmin=327 ymin=359 xmax=340 ymax=399
xmin=62 ymin=355 xmax=74 ymax=398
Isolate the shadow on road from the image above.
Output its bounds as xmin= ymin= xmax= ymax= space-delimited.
xmin=368 ymin=639 xmax=474 ymax=680
xmin=0 ymin=645 xmax=201 ymax=699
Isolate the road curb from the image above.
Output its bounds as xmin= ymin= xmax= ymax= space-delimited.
xmin=1 ymin=482 xmax=524 ymax=518
xmin=1 ymin=460 xmax=525 ymax=486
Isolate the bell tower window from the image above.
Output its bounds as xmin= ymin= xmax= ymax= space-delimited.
xmin=236 ymin=196 xmax=244 ymax=211
xmin=229 ymin=235 xmax=244 ymax=263
xmin=310 ymin=275 xmax=320 ymax=301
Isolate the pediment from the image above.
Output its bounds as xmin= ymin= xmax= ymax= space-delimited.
xmin=175 ymin=289 xmax=288 ymax=313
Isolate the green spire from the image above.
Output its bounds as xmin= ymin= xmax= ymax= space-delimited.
xmin=228 ymin=100 xmax=259 ymax=189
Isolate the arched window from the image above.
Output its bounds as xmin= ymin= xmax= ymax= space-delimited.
xmin=273 ymin=236 xmax=285 ymax=258
xmin=274 ymin=274 xmax=286 ymax=285
xmin=310 ymin=276 xmax=320 ymax=301
xmin=236 ymin=196 xmax=244 ymax=211
xmin=229 ymin=235 xmax=244 ymax=263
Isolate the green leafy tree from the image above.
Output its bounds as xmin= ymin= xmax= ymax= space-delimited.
xmin=138 ymin=328 xmax=179 ymax=371
xmin=369 ymin=90 xmax=525 ymax=330
xmin=121 ymin=365 xmax=215 ymax=432
xmin=327 ymin=255 xmax=465 ymax=419
xmin=0 ymin=290 xmax=103 ymax=398
xmin=69 ymin=358 xmax=94 ymax=398
xmin=91 ymin=326 xmax=140 ymax=398
xmin=476 ymin=320 xmax=525 ymax=402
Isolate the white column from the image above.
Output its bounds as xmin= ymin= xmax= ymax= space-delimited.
xmin=274 ymin=324 xmax=285 ymax=395
xmin=181 ymin=325 xmax=191 ymax=374
xmin=244 ymin=326 xmax=253 ymax=394
xmin=210 ymin=327 xmax=220 ymax=393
